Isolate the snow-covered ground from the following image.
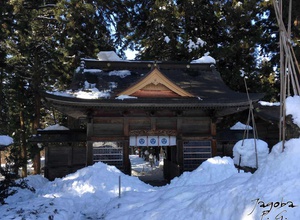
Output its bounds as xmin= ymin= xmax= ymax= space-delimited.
xmin=1 ymin=140 xmax=299 ymax=220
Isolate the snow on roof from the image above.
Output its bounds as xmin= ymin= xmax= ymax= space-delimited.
xmin=233 ymin=138 xmax=269 ymax=168
xmin=47 ymin=88 xmax=111 ymax=99
xmin=0 ymin=135 xmax=13 ymax=146
xmin=97 ymin=51 xmax=122 ymax=61
xmin=43 ymin=124 xmax=69 ymax=131
xmin=83 ymin=69 xmax=102 ymax=74
xmin=230 ymin=121 xmax=253 ymax=130
xmin=190 ymin=54 xmax=216 ymax=64
xmin=115 ymin=95 xmax=138 ymax=100
xmin=108 ymin=70 xmax=131 ymax=78
xmin=258 ymin=101 xmax=280 ymax=106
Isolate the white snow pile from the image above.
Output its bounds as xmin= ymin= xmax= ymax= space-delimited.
xmin=0 ymin=135 xmax=13 ymax=146
xmin=191 ymin=52 xmax=216 ymax=64
xmin=97 ymin=51 xmax=122 ymax=61
xmin=286 ymin=95 xmax=300 ymax=127
xmin=43 ymin=124 xmax=69 ymax=131
xmin=109 ymin=70 xmax=131 ymax=78
xmin=233 ymin=139 xmax=269 ymax=168
xmin=170 ymin=157 xmax=238 ymax=186
xmin=230 ymin=121 xmax=253 ymax=130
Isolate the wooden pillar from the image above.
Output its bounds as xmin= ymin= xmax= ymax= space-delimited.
xmin=211 ymin=119 xmax=217 ymax=156
xmin=177 ymin=117 xmax=183 ymax=171
xmin=123 ymin=141 xmax=130 ymax=175
xmin=123 ymin=118 xmax=130 ymax=174
xmin=44 ymin=144 xmax=49 ymax=179
xmin=86 ymin=120 xmax=94 ymax=166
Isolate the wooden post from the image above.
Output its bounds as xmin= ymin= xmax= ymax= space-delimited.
xmin=123 ymin=118 xmax=130 ymax=175
xmin=211 ymin=119 xmax=217 ymax=156
xmin=86 ymin=119 xmax=94 ymax=166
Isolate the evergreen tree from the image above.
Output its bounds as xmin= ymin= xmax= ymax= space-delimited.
xmin=0 ymin=1 xmax=13 ymax=135
xmin=5 ymin=0 xmax=61 ymax=176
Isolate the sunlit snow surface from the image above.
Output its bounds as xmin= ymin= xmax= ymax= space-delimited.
xmin=1 ymin=143 xmax=300 ymax=220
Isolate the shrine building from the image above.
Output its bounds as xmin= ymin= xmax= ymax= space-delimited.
xmin=34 ymin=52 xmax=263 ymax=181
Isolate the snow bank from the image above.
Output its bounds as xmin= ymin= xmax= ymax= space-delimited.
xmin=286 ymin=95 xmax=300 ymax=127
xmin=170 ymin=156 xmax=237 ymax=186
xmin=233 ymin=139 xmax=269 ymax=168
xmin=2 ymin=136 xmax=300 ymax=220
xmin=2 ymin=162 xmax=152 ymax=219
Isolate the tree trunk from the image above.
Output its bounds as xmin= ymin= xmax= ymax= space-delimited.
xmin=20 ymin=110 xmax=27 ymax=177
xmin=32 ymin=52 xmax=41 ymax=175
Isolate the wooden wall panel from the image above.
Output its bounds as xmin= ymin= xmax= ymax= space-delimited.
xmin=129 ymin=119 xmax=151 ymax=131
xmin=93 ymin=124 xmax=124 ymax=136
xmin=156 ymin=119 xmax=177 ymax=130
xmin=72 ymin=145 xmax=87 ymax=165
xmin=45 ymin=143 xmax=86 ymax=180
xmin=181 ymin=118 xmax=211 ymax=134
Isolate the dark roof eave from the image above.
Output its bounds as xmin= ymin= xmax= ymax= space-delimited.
xmin=43 ymin=92 xmax=261 ymax=109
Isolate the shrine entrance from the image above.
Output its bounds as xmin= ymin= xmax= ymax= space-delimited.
xmin=129 ymin=136 xmax=176 ymax=186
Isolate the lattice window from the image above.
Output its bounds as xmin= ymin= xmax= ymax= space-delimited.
xmin=183 ymin=140 xmax=212 ymax=171
xmin=93 ymin=142 xmax=123 ymax=169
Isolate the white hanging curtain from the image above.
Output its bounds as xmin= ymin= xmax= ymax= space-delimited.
xmin=170 ymin=136 xmax=176 ymax=146
xmin=129 ymin=136 xmax=136 ymax=146
xmin=136 ymin=136 xmax=147 ymax=146
xmin=159 ymin=136 xmax=169 ymax=146
xmin=129 ymin=136 xmax=176 ymax=146
xmin=148 ymin=136 xmax=159 ymax=146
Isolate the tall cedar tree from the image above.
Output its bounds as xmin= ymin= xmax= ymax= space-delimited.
xmin=3 ymin=0 xmax=127 ymax=176
xmin=0 ymin=1 xmax=13 ymax=135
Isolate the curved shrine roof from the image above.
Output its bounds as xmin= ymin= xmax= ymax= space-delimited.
xmin=44 ymin=60 xmax=263 ymax=118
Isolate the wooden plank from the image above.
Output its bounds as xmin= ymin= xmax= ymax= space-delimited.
xmin=156 ymin=118 xmax=177 ymax=130
xmin=93 ymin=124 xmax=123 ymax=135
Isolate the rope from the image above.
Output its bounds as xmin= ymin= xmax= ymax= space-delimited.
xmin=272 ymin=0 xmax=300 ymax=151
